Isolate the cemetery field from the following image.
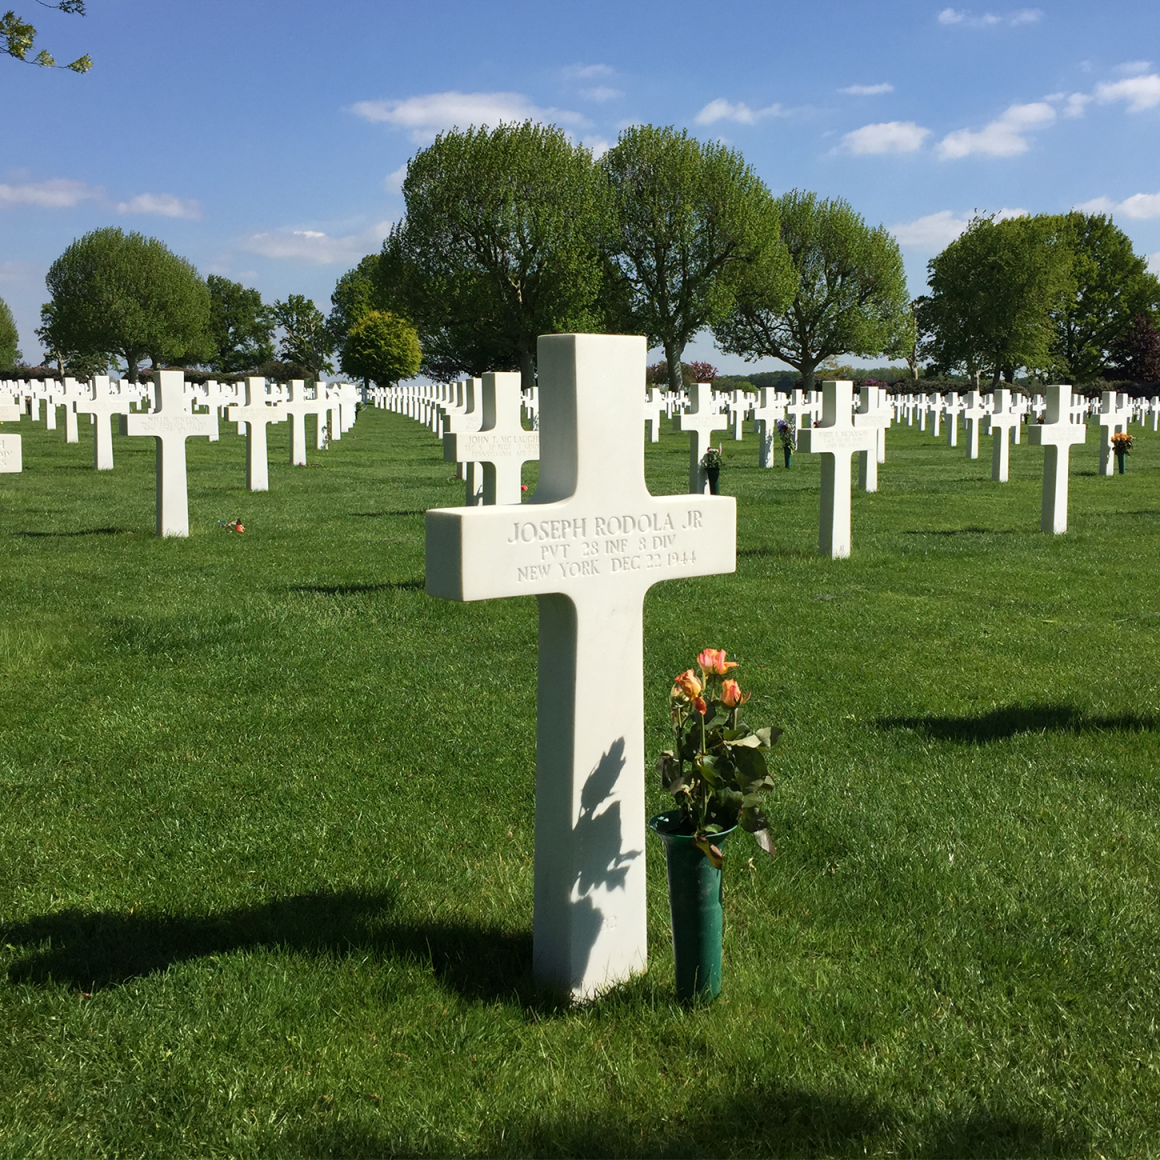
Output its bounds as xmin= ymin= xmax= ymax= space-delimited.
xmin=2 ymin=408 xmax=1160 ymax=1160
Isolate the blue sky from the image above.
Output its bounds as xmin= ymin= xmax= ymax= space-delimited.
xmin=2 ymin=0 xmax=1158 ymax=373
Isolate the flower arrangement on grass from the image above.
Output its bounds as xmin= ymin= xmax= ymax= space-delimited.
xmin=658 ymin=648 xmax=781 ymax=867
xmin=1112 ymin=432 xmax=1133 ymax=455
xmin=700 ymin=445 xmax=723 ymax=470
xmin=775 ymin=418 xmax=796 ymax=451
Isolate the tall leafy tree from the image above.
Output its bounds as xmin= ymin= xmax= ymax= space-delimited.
xmin=385 ymin=121 xmax=610 ymax=388
xmin=39 ymin=227 xmax=212 ymax=380
xmin=922 ymin=214 xmax=1072 ymax=386
xmin=602 ymin=125 xmax=793 ymax=394
xmin=206 ymin=275 xmax=274 ymax=373
xmin=1045 ymin=212 xmax=1160 ymax=380
xmin=714 ymin=190 xmax=911 ymax=390
xmin=2 ymin=1 xmax=90 ymax=71
xmin=0 ymin=295 xmax=19 ymax=367
xmin=340 ymin=310 xmax=421 ymax=387
xmin=272 ymin=294 xmax=334 ymax=377
xmin=1112 ymin=313 xmax=1160 ymax=381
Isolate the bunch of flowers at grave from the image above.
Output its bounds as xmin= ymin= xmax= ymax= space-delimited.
xmin=1111 ymin=432 xmax=1133 ymax=455
xmin=775 ymin=418 xmax=796 ymax=451
xmin=700 ymin=444 xmax=723 ymax=469
xmin=658 ymin=648 xmax=781 ymax=867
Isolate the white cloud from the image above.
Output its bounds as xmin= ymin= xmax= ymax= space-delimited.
xmin=1094 ymin=73 xmax=1160 ymax=112
xmin=351 ymin=91 xmax=586 ymax=143
xmin=562 ymin=63 xmax=614 ymax=80
xmin=841 ymin=120 xmax=929 ymax=154
xmin=0 ymin=177 xmax=103 ymax=209
xmin=693 ymin=98 xmax=785 ymax=126
xmin=937 ymin=100 xmax=1055 ymax=158
xmin=938 ymin=6 xmax=1042 ymax=26
xmin=239 ymin=221 xmax=393 ymax=265
xmin=1149 ymin=252 xmax=1160 ymax=275
xmin=1063 ymin=92 xmax=1091 ymax=117
xmin=583 ymin=136 xmax=612 ymax=159
xmin=839 ymin=82 xmax=894 ymax=95
xmin=384 ymin=164 xmax=408 ymax=193
xmin=1115 ymin=61 xmax=1152 ymax=76
xmin=891 ymin=206 xmax=1028 ymax=248
xmin=116 ymin=192 xmax=201 ymax=219
xmin=582 ymin=86 xmax=623 ymax=102
xmin=1075 ymin=191 xmax=1160 ymax=220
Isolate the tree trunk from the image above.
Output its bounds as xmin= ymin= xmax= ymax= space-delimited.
xmin=664 ymin=339 xmax=684 ymax=393
xmin=125 ymin=352 xmax=139 ymax=382
xmin=801 ymin=358 xmax=820 ymax=392
xmin=519 ymin=349 xmax=535 ymax=393
xmin=990 ymin=366 xmax=1001 ymax=389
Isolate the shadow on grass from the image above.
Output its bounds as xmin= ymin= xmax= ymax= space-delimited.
xmin=290 ymin=580 xmax=424 ymax=595
xmin=349 ymin=509 xmax=427 ymax=518
xmin=875 ymin=703 xmax=1155 ymax=743
xmin=289 ymin=1084 xmax=1087 ymax=1158
xmin=902 ymin=527 xmax=1019 ymax=536
xmin=738 ymin=546 xmax=815 ymax=561
xmin=12 ymin=526 xmax=129 ymax=538
xmin=2 ymin=888 xmax=549 ymax=1008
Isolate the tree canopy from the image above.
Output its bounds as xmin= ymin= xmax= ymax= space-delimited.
xmin=383 ymin=121 xmax=610 ymax=387
xmin=0 ymin=295 xmax=20 ymax=367
xmin=602 ymin=125 xmax=794 ymax=393
xmin=1045 ymin=212 xmax=1160 ymax=380
xmin=207 ymin=275 xmax=274 ymax=374
xmin=40 ymin=227 xmax=212 ymax=380
xmin=2 ymin=2 xmax=90 ymax=71
xmin=714 ymin=190 xmax=910 ymax=390
xmin=920 ymin=214 xmax=1073 ymax=385
xmin=272 ymin=295 xmax=333 ymax=377
xmin=340 ymin=310 xmax=421 ymax=387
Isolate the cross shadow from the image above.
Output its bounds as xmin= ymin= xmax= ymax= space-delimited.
xmin=738 ymin=545 xmax=815 ymax=560
xmin=1 ymin=889 xmax=548 ymax=1008
xmin=289 ymin=580 xmax=424 ymax=596
xmin=349 ymin=510 xmax=427 ymax=518
xmin=902 ymin=527 xmax=1018 ymax=537
xmin=12 ymin=526 xmax=128 ymax=538
xmin=875 ymin=704 xmax=1155 ymax=743
xmin=287 ymin=1080 xmax=1087 ymax=1158
xmin=565 ymin=737 xmax=640 ymax=990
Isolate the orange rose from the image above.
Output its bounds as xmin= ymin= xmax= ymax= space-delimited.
xmin=672 ymin=669 xmax=703 ymax=700
xmin=697 ymin=648 xmax=738 ymax=676
xmin=721 ymin=679 xmax=750 ymax=708
xmin=692 ymin=696 xmax=708 ymax=715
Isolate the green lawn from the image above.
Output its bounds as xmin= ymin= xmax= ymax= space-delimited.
xmin=1 ymin=405 xmax=1157 ymax=1158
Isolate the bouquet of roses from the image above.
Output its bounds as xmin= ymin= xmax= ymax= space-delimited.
xmin=658 ymin=648 xmax=781 ymax=867
xmin=775 ymin=418 xmax=796 ymax=451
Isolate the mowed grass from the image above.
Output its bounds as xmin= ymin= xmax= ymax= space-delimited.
xmin=1 ymin=403 xmax=1158 ymax=1158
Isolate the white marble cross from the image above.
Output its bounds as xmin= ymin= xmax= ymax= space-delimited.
xmin=1028 ymin=385 xmax=1087 ymax=534
xmin=228 ymin=377 xmax=287 ymax=491
xmin=283 ymin=379 xmax=328 ymax=466
xmin=1097 ymin=390 xmax=1129 ymax=476
xmin=985 ymin=388 xmax=1020 ymax=482
xmin=797 ymin=380 xmax=878 ymax=558
xmin=960 ymin=390 xmax=987 ymax=460
xmin=856 ymin=386 xmax=892 ymax=493
xmin=944 ymin=392 xmax=961 ymax=448
xmin=751 ymin=389 xmax=787 ymax=468
xmin=124 ymin=370 xmax=218 ymax=537
xmin=726 ymin=391 xmax=747 ymax=441
xmin=0 ymin=391 xmax=21 ymax=473
xmin=62 ymin=378 xmax=83 ymax=443
xmin=72 ymin=377 xmax=130 ymax=471
xmin=643 ymin=388 xmax=666 ymax=443
xmin=673 ymin=382 xmax=728 ymax=493
xmin=443 ymin=372 xmax=538 ymax=506
xmin=425 ymin=334 xmax=736 ymax=1000
xmin=925 ymin=393 xmax=942 ymax=438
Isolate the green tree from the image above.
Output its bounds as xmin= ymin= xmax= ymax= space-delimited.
xmin=340 ymin=310 xmax=421 ymax=387
xmin=206 ymin=275 xmax=274 ymax=374
xmin=2 ymin=1 xmax=90 ymax=71
xmin=602 ymin=125 xmax=794 ymax=394
xmin=386 ymin=121 xmax=610 ymax=388
xmin=1045 ymin=211 xmax=1160 ymax=380
xmin=328 ymin=254 xmax=384 ymax=365
xmin=39 ymin=227 xmax=212 ymax=380
xmin=714 ymin=190 xmax=911 ymax=391
xmin=0 ymin=295 xmax=20 ymax=367
xmin=922 ymin=214 xmax=1072 ymax=386
xmin=272 ymin=294 xmax=333 ymax=377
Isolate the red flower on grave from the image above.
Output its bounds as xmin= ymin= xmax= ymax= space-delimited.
xmin=672 ymin=669 xmax=702 ymax=700
xmin=721 ymin=679 xmax=749 ymax=709
xmin=697 ymin=648 xmax=737 ymax=676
